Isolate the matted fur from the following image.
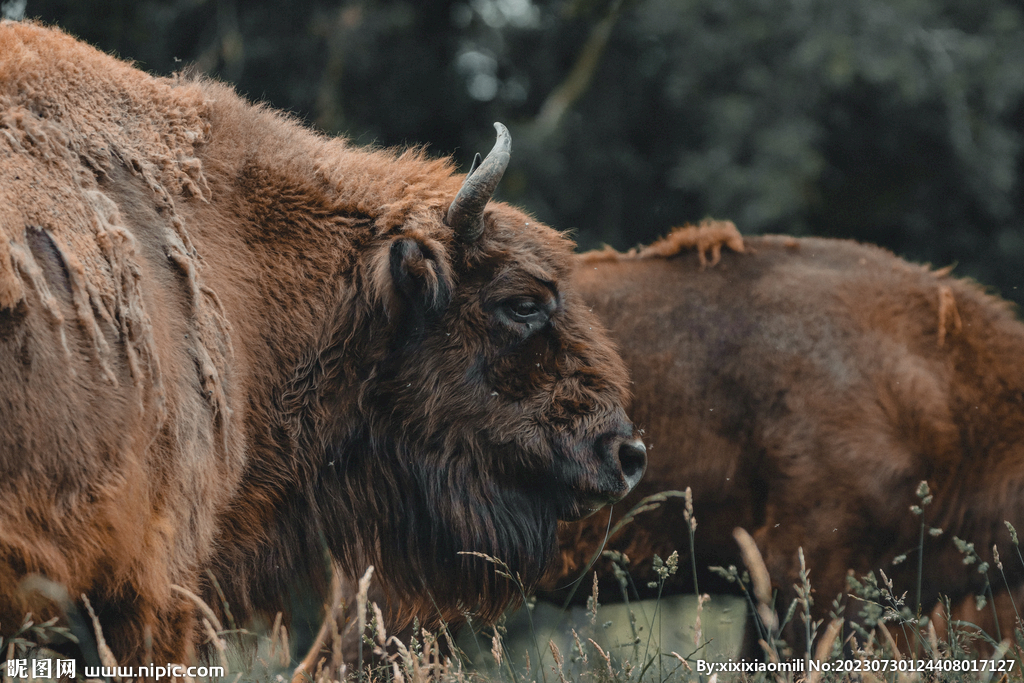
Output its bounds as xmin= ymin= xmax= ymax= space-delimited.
xmin=0 ymin=21 xmax=642 ymax=663
xmin=552 ymin=232 xmax=1024 ymax=652
xmin=578 ymin=218 xmax=746 ymax=268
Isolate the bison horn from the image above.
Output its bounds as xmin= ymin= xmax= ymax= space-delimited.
xmin=446 ymin=122 xmax=511 ymax=243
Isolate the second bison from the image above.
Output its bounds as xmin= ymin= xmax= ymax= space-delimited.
xmin=550 ymin=225 xmax=1024 ymax=652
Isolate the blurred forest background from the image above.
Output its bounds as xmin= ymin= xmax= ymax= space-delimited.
xmin=7 ymin=0 xmax=1024 ymax=305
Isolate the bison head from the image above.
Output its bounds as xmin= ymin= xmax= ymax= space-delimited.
xmin=309 ymin=124 xmax=645 ymax=625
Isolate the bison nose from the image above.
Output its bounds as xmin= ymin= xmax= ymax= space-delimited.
xmin=597 ymin=432 xmax=646 ymax=500
xmin=617 ymin=437 xmax=647 ymax=493
xmin=558 ymin=430 xmax=648 ymax=521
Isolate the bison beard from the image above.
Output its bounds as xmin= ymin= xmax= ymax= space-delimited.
xmin=330 ymin=437 xmax=561 ymax=624
xmin=0 ymin=22 xmax=644 ymax=664
xmin=545 ymin=226 xmax=1024 ymax=655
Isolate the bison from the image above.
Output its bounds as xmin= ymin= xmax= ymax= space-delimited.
xmin=0 ymin=21 xmax=646 ymax=665
xmin=544 ymin=222 xmax=1024 ymax=654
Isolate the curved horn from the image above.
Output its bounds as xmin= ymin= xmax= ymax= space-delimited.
xmin=446 ymin=122 xmax=512 ymax=243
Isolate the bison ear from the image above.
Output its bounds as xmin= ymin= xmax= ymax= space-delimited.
xmin=387 ymin=235 xmax=452 ymax=315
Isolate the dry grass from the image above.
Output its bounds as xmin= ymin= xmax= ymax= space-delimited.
xmin=5 ymin=486 xmax=1024 ymax=682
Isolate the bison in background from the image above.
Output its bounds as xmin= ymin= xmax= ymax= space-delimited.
xmin=0 ymin=21 xmax=645 ymax=665
xmin=542 ymin=221 xmax=1024 ymax=654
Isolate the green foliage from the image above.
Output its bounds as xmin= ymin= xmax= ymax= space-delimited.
xmin=20 ymin=0 xmax=1024 ymax=305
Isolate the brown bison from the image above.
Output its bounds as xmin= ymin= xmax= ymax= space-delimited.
xmin=544 ymin=222 xmax=1024 ymax=653
xmin=0 ymin=21 xmax=646 ymax=664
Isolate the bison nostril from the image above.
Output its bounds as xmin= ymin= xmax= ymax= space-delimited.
xmin=618 ymin=438 xmax=647 ymax=489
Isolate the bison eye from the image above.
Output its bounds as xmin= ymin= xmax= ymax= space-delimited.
xmin=501 ymin=298 xmax=551 ymax=326
xmin=510 ymin=300 xmax=540 ymax=318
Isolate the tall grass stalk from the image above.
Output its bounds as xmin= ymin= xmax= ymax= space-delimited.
xmin=731 ymin=527 xmax=779 ymax=661
xmin=912 ymin=480 xmax=934 ymax=619
xmin=796 ymin=547 xmax=814 ymax=673
xmin=681 ymin=487 xmax=698 ymax=683
xmin=952 ymin=535 xmax=1003 ymax=643
xmin=603 ymin=552 xmax=643 ymax=666
xmin=683 ymin=487 xmax=699 ymax=607
xmin=1007 ymin=521 xmax=1024 ymax=568
xmin=354 ymin=566 xmax=375 ymax=683
xmin=994 ymin=543 xmax=1021 ymax=624
xmin=458 ymin=551 xmax=547 ymax=683
xmin=639 ymin=551 xmax=678 ymax=682
xmin=917 ymin=514 xmax=926 ymax=618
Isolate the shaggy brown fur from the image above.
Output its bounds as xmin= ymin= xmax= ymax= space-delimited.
xmin=549 ymin=230 xmax=1024 ymax=653
xmin=0 ymin=21 xmax=645 ymax=664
